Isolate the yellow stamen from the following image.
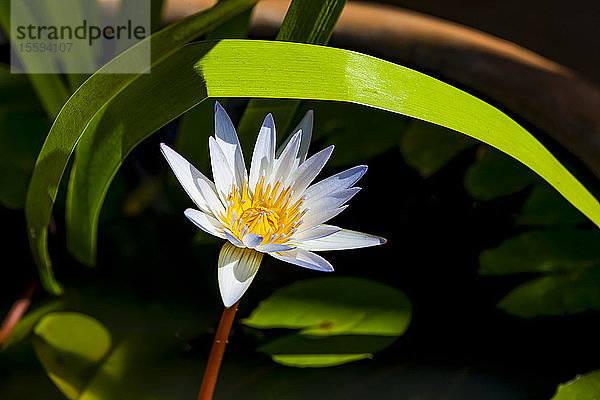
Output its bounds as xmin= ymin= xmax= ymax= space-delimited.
xmin=223 ymin=178 xmax=305 ymax=245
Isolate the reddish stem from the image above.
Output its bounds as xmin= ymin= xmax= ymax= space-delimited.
xmin=197 ymin=301 xmax=240 ymax=400
xmin=0 ymin=279 xmax=38 ymax=347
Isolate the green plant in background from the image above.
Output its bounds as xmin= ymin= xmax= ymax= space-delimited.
xmin=2 ymin=0 xmax=600 ymax=398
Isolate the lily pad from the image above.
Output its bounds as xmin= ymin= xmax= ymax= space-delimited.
xmin=479 ymin=229 xmax=600 ymax=317
xmin=551 ymin=369 xmax=600 ymax=399
xmin=243 ymin=277 xmax=411 ymax=367
xmin=2 ymin=300 xmax=65 ymax=350
xmin=32 ymin=312 xmax=112 ymax=399
xmin=479 ymin=229 xmax=600 ymax=275
xmin=258 ymin=333 xmax=397 ymax=367
xmin=498 ymin=265 xmax=600 ymax=317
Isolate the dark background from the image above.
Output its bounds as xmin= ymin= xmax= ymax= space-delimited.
xmin=2 ymin=1 xmax=600 ymax=399
xmin=375 ymin=0 xmax=600 ymax=86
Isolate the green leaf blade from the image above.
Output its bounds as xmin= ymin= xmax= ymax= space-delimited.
xmin=29 ymin=39 xmax=600 ymax=293
xmin=236 ymin=0 xmax=347 ymax=148
xmin=24 ymin=0 xmax=258 ymax=292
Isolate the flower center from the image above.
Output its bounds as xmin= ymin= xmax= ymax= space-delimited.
xmin=223 ymin=177 xmax=306 ymax=245
xmin=239 ymin=206 xmax=280 ymax=238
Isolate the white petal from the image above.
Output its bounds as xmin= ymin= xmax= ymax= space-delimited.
xmin=271 ymin=131 xmax=301 ymax=186
xmin=224 ymin=229 xmax=244 ymax=247
xmin=255 ymin=243 xmax=295 ymax=253
xmin=276 ymin=110 xmax=314 ymax=164
xmin=297 ymin=205 xmax=349 ymax=233
xmin=289 ymin=224 xmax=340 ymax=242
xmin=304 ymin=165 xmax=367 ymax=202
xmin=184 ymin=208 xmax=226 ymax=238
xmin=270 ymin=248 xmax=334 ymax=272
xmin=294 ymin=229 xmax=387 ymax=251
xmin=209 ymin=136 xmax=235 ymax=201
xmin=160 ymin=143 xmax=216 ymax=214
xmin=242 ymin=233 xmax=263 ymax=248
xmin=196 ymin=177 xmax=226 ymax=218
xmin=214 ymin=102 xmax=247 ymax=187
xmin=303 ymin=187 xmax=361 ymax=213
xmin=218 ymin=242 xmax=263 ymax=307
xmin=289 ymin=145 xmax=334 ymax=202
xmin=249 ymin=113 xmax=276 ymax=192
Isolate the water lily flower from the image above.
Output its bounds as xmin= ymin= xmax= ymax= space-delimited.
xmin=161 ymin=102 xmax=386 ymax=307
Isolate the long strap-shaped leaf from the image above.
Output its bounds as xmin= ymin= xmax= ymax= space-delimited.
xmin=69 ymin=0 xmax=344 ymax=268
xmin=24 ymin=0 xmax=258 ymax=295
xmin=236 ymin=0 xmax=347 ymax=142
xmin=28 ymin=40 xmax=600 ymax=294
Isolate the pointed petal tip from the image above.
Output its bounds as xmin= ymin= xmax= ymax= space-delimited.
xmin=354 ymin=165 xmax=368 ymax=179
xmin=159 ymin=142 xmax=172 ymax=154
xmin=221 ymin=291 xmax=239 ymax=308
xmin=223 ymin=299 xmax=237 ymax=308
xmin=299 ymin=110 xmax=314 ymax=126
xmin=324 ymin=144 xmax=335 ymax=154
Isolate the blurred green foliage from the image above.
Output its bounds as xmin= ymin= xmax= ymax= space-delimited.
xmin=0 ymin=66 xmax=48 ymax=209
xmin=464 ymin=145 xmax=539 ymax=201
xmin=480 ymin=230 xmax=600 ymax=316
xmin=552 ymin=370 xmax=600 ymax=399
xmin=399 ymin=119 xmax=476 ymax=178
xmin=517 ymin=184 xmax=587 ymax=227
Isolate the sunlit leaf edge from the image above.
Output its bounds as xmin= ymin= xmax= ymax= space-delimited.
xmin=27 ymin=39 xmax=600 ymax=294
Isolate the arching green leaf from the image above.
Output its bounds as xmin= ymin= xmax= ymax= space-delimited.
xmin=236 ymin=0 xmax=347 ymax=145
xmin=27 ymin=40 xmax=600 ymax=294
xmin=23 ymin=0 xmax=259 ymax=294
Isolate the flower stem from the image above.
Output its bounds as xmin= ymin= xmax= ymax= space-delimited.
xmin=0 ymin=279 xmax=38 ymax=348
xmin=197 ymin=301 xmax=240 ymax=400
